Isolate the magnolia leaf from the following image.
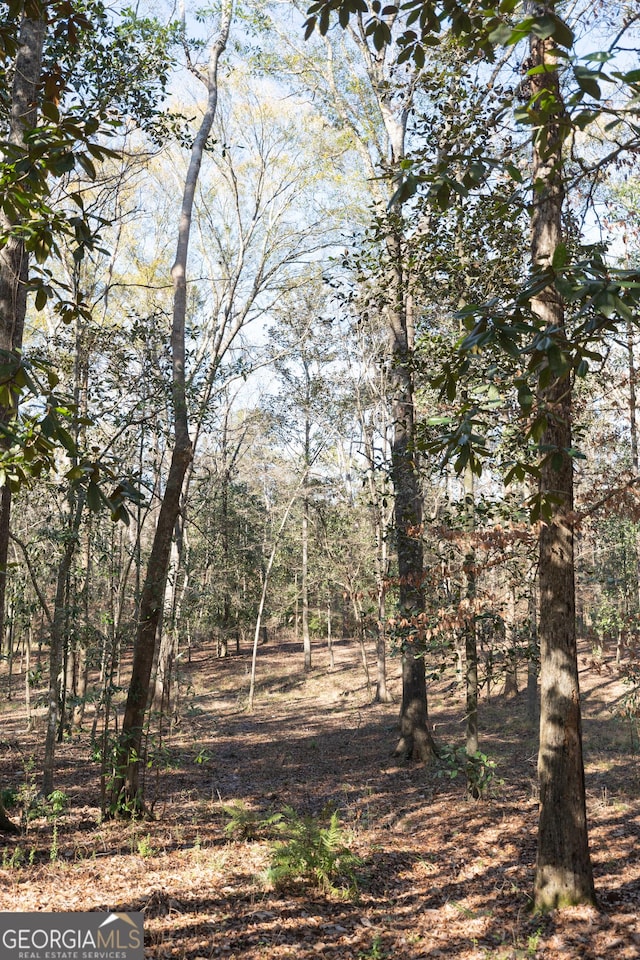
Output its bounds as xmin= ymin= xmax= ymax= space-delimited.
xmin=551 ymin=243 xmax=568 ymax=269
xmin=86 ymin=480 xmax=102 ymax=513
xmin=573 ymin=66 xmax=601 ymax=100
xmin=530 ymin=13 xmax=573 ymax=48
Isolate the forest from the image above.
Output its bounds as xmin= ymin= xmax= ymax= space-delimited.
xmin=0 ymin=0 xmax=640 ymax=957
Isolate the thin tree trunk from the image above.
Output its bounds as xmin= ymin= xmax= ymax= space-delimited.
xmin=248 ymin=489 xmax=300 ymax=711
xmin=302 ymin=398 xmax=312 ymax=671
xmin=25 ymin=622 xmax=32 ymax=727
xmin=152 ymin=535 xmax=180 ymax=710
xmin=463 ymin=462 xmax=479 ymax=795
xmin=502 ymin=583 xmax=519 ymax=699
xmin=6 ymin=600 xmax=14 ymax=701
xmin=327 ymin=596 xmax=334 ymax=669
xmin=112 ymin=3 xmax=232 ymax=811
xmin=351 ymin=594 xmax=373 ymax=700
xmin=365 ymin=427 xmax=392 ymax=703
xmin=72 ymin=510 xmax=92 ymax=729
xmin=43 ymin=495 xmax=84 ymax=796
xmin=626 ymin=319 xmax=640 ymax=612
xmin=531 ymin=9 xmax=595 ymax=910
xmin=302 ymin=493 xmax=311 ymax=670
xmin=375 ymin=578 xmax=391 ymax=702
xmin=0 ymin=13 xmax=46 ymax=637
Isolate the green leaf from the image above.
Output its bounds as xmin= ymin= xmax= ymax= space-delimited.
xmin=545 ymin=343 xmax=568 ymax=376
xmin=40 ymin=413 xmax=55 ymax=438
xmin=86 ymin=480 xmax=102 ymax=513
xmin=551 ymin=243 xmax=568 ymax=270
xmin=76 ymin=152 xmax=97 ymax=179
xmin=65 ymin=465 xmax=86 ymax=481
xmin=582 ymin=51 xmax=613 ymax=63
xmin=388 ymin=172 xmax=417 ymax=207
xmin=517 ymin=383 xmax=533 ymax=411
xmin=34 ymin=287 xmax=48 ymax=311
xmin=488 ymin=22 xmax=512 ymax=45
xmin=56 ymin=427 xmax=76 ymax=455
xmin=504 ymin=162 xmax=523 ymax=183
xmin=504 ymin=465 xmax=524 ymax=485
xmin=530 ymin=13 xmax=574 ymax=48
xmin=617 ymin=68 xmax=640 ymax=83
xmin=572 ymin=109 xmax=598 ymax=130
xmin=573 ymin=66 xmax=601 ymax=100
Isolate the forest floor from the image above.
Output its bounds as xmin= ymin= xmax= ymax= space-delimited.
xmin=1 ymin=633 xmax=640 ymax=959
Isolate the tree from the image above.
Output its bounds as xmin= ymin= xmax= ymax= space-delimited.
xmin=529 ymin=4 xmax=595 ymax=910
xmin=302 ymin=0 xmax=637 ymax=907
xmin=0 ymin=1 xmax=46 ymax=811
xmin=0 ymin=3 xmax=46 ymax=640
xmin=267 ymin=286 xmax=342 ymax=671
xmin=112 ymin=1 xmax=233 ymax=811
xmin=281 ymin=1 xmax=437 ymax=759
xmin=347 ymin=320 xmax=394 ymax=701
xmin=0 ymin=0 xmax=180 ymax=799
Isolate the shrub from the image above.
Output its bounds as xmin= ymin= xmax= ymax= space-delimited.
xmin=266 ymin=806 xmax=361 ymax=897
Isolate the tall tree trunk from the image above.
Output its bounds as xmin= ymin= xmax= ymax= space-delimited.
xmin=463 ymin=463 xmax=479 ymax=795
xmin=327 ymin=596 xmax=334 ymax=669
xmin=531 ymin=9 xmax=595 ymax=910
xmin=43 ymin=495 xmax=84 ymax=796
xmin=390 ymin=256 xmax=436 ymax=763
xmin=302 ymin=378 xmax=312 ymax=671
xmin=327 ymin=20 xmax=434 ymax=756
xmin=351 ymin=593 xmax=373 ymax=699
xmin=0 ymin=12 xmax=46 ymax=637
xmin=363 ymin=423 xmax=392 ymax=702
xmin=502 ymin=582 xmax=519 ymax=699
xmin=374 ymin=523 xmax=391 ymax=703
xmin=626 ymin=319 xmax=640 ymax=612
xmin=112 ymin=3 xmax=232 ymax=812
xmin=248 ymin=487 xmax=301 ymax=711
xmin=152 ymin=533 xmax=180 ymax=707
xmin=302 ymin=494 xmax=311 ymax=669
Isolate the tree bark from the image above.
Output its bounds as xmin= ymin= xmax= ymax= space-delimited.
xmin=43 ymin=495 xmax=83 ymax=796
xmin=389 ymin=250 xmax=436 ymax=762
xmin=0 ymin=794 xmax=19 ymax=835
xmin=626 ymin=319 xmax=640 ymax=612
xmin=327 ymin=18 xmax=434 ymax=756
xmin=530 ymin=10 xmax=595 ymax=910
xmin=363 ymin=421 xmax=392 ymax=702
xmin=0 ymin=13 xmax=46 ymax=637
xmin=302 ymin=372 xmax=312 ymax=671
xmin=302 ymin=490 xmax=311 ymax=670
xmin=327 ymin=596 xmax=334 ymax=669
xmin=463 ymin=463 xmax=479 ymax=795
xmin=502 ymin=583 xmax=519 ymax=699
xmin=112 ymin=3 xmax=232 ymax=811
xmin=248 ymin=487 xmax=301 ymax=711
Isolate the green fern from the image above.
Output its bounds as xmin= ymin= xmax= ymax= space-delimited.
xmin=222 ymin=800 xmax=282 ymax=840
xmin=266 ymin=806 xmax=361 ymax=897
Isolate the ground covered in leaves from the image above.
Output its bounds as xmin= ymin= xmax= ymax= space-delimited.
xmin=1 ymin=634 xmax=640 ymax=959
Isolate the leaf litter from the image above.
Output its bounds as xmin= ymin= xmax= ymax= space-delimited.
xmin=0 ymin=634 xmax=639 ymax=959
